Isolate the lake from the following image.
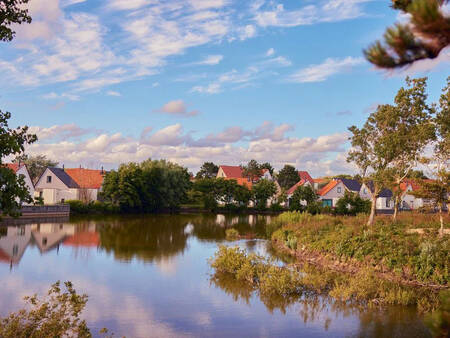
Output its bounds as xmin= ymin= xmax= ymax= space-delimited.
xmin=0 ymin=214 xmax=431 ymax=337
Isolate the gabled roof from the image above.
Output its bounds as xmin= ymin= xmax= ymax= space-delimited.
xmin=47 ymin=168 xmax=79 ymax=188
xmin=318 ymin=180 xmax=339 ymax=196
xmin=219 ymin=165 xmax=243 ymax=178
xmin=65 ymin=168 xmax=104 ymax=189
xmin=287 ymin=180 xmax=306 ymax=195
xmin=340 ymin=178 xmax=361 ymax=192
xmin=298 ymin=171 xmax=313 ymax=184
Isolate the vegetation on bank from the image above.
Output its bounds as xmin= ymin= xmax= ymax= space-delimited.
xmin=269 ymin=212 xmax=449 ymax=286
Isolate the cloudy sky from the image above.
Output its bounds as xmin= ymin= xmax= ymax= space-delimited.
xmin=2 ymin=0 xmax=449 ymax=176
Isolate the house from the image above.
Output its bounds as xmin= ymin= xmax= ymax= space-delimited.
xmin=399 ymin=179 xmax=429 ymax=210
xmin=31 ymin=223 xmax=76 ymax=253
xmin=318 ymin=178 xmax=361 ymax=207
xmin=4 ymin=163 xmax=35 ymax=204
xmin=298 ymin=171 xmax=314 ymax=186
xmin=285 ymin=179 xmax=313 ymax=207
xmin=34 ymin=167 xmax=105 ymax=204
xmin=216 ymin=165 xmax=273 ymax=187
xmin=360 ymin=182 xmax=394 ymax=211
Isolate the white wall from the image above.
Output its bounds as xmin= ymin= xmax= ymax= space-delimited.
xmin=16 ymin=166 xmax=34 ymax=204
xmin=320 ymin=181 xmax=347 ymax=207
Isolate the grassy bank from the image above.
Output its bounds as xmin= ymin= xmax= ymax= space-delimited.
xmin=269 ymin=212 xmax=449 ymax=287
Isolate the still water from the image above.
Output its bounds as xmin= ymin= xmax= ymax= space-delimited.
xmin=0 ymin=214 xmax=430 ymax=337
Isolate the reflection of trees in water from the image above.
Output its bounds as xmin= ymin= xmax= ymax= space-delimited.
xmin=98 ymin=215 xmax=192 ymax=263
xmin=211 ymin=271 xmax=430 ymax=336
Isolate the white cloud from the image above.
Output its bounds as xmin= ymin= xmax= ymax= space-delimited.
xmin=253 ymin=0 xmax=373 ymax=27
xmin=238 ymin=24 xmax=257 ymax=40
xmin=192 ymin=54 xmax=223 ymax=66
xmin=288 ymin=56 xmax=365 ymax=83
xmin=42 ymin=92 xmax=80 ymax=101
xmin=107 ymin=0 xmax=150 ymax=11
xmin=266 ymin=48 xmax=275 ymax=57
xmin=28 ymin=124 xmax=96 ymax=141
xmin=106 ymin=91 xmax=121 ymax=97
xmin=155 ymin=100 xmax=200 ymax=117
xmin=25 ymin=122 xmax=353 ymax=177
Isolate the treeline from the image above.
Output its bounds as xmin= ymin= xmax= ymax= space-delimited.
xmin=100 ymin=159 xmax=191 ymax=212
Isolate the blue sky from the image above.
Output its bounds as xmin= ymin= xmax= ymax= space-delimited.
xmin=1 ymin=0 xmax=449 ymax=176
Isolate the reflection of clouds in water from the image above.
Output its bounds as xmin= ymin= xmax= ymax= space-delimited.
xmin=0 ymin=273 xmax=190 ymax=338
xmin=184 ymin=223 xmax=194 ymax=235
xmin=156 ymin=256 xmax=178 ymax=277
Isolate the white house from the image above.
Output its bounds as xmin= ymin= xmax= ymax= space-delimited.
xmin=318 ymin=178 xmax=361 ymax=207
xmin=34 ymin=167 xmax=105 ymax=205
xmin=0 ymin=226 xmax=31 ymax=266
xmin=4 ymin=163 xmax=34 ymax=204
xmin=360 ymin=182 xmax=394 ymax=211
xmin=285 ymin=179 xmax=313 ymax=208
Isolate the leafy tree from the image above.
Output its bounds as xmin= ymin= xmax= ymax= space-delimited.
xmin=0 ymin=111 xmax=37 ymax=217
xmin=260 ymin=162 xmax=274 ymax=176
xmin=382 ymin=78 xmax=435 ymax=220
xmin=242 ymin=159 xmax=262 ymax=183
xmin=13 ymin=154 xmax=58 ymax=183
xmin=0 ymin=0 xmax=32 ymax=41
xmin=407 ymin=170 xmax=428 ymax=179
xmin=195 ymin=162 xmax=219 ymax=179
xmin=289 ymin=185 xmax=317 ymax=212
xmin=365 ymin=0 xmax=450 ymax=69
xmin=251 ymin=179 xmax=277 ymax=210
xmin=277 ymin=165 xmax=299 ymax=190
xmin=232 ymin=183 xmax=252 ymax=207
xmin=335 ymin=192 xmax=371 ymax=216
xmin=193 ymin=178 xmax=220 ymax=210
xmin=102 ymin=159 xmax=191 ymax=212
xmin=0 ymin=281 xmax=93 ymax=337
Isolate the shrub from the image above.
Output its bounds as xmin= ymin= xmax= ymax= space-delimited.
xmin=225 ymin=228 xmax=239 ymax=240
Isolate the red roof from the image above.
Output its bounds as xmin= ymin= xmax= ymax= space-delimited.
xmin=0 ymin=249 xmax=11 ymax=263
xmin=298 ymin=171 xmax=313 ymax=184
xmin=318 ymin=180 xmax=339 ymax=196
xmin=65 ymin=168 xmax=104 ymax=189
xmin=4 ymin=163 xmax=20 ymax=173
xmin=287 ymin=180 xmax=306 ymax=195
xmin=63 ymin=232 xmax=100 ymax=247
xmin=219 ymin=165 xmax=243 ymax=179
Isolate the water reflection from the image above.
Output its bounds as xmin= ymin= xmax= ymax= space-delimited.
xmin=0 ymin=214 xmax=431 ymax=338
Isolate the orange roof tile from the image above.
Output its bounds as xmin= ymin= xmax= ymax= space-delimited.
xmin=3 ymin=163 xmax=20 ymax=173
xmin=318 ymin=180 xmax=339 ymax=196
xmin=219 ymin=165 xmax=243 ymax=178
xmin=224 ymin=177 xmax=253 ymax=189
xmin=298 ymin=171 xmax=313 ymax=184
xmin=286 ymin=180 xmax=306 ymax=195
xmin=65 ymin=168 xmax=104 ymax=189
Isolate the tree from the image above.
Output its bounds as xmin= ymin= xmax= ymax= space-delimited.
xmin=13 ymin=154 xmax=58 ymax=183
xmin=383 ymin=78 xmax=435 ymax=220
xmin=242 ymin=159 xmax=262 ymax=183
xmin=0 ymin=111 xmax=37 ymax=217
xmin=289 ymin=185 xmax=317 ymax=212
xmin=232 ymin=182 xmax=252 ymax=207
xmin=102 ymin=159 xmax=191 ymax=212
xmin=0 ymin=281 xmax=92 ymax=337
xmin=195 ymin=162 xmax=219 ymax=179
xmin=335 ymin=192 xmax=371 ymax=216
xmin=365 ymin=0 xmax=450 ymax=69
xmin=260 ymin=162 xmax=274 ymax=176
xmin=407 ymin=169 xmax=428 ymax=179
xmin=251 ymin=179 xmax=277 ymax=210
xmin=277 ymin=165 xmax=299 ymax=190
xmin=0 ymin=0 xmax=32 ymax=41
xmin=193 ymin=178 xmax=220 ymax=210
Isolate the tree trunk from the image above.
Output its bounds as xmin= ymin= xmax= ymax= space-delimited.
xmin=367 ymin=196 xmax=377 ymax=226
xmin=439 ymin=204 xmax=444 ymax=237
xmin=393 ymin=195 xmax=399 ymax=221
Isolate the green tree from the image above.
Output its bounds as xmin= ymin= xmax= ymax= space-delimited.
xmin=233 ymin=183 xmax=252 ymax=207
xmin=252 ymin=179 xmax=277 ymax=210
xmin=242 ymin=159 xmax=262 ymax=183
xmin=193 ymin=178 xmax=220 ymax=210
xmin=260 ymin=162 xmax=274 ymax=176
xmin=102 ymin=159 xmax=191 ymax=212
xmin=407 ymin=170 xmax=428 ymax=179
xmin=13 ymin=154 xmax=58 ymax=183
xmin=383 ymin=78 xmax=435 ymax=220
xmin=335 ymin=191 xmax=371 ymax=216
xmin=365 ymin=0 xmax=450 ymax=69
xmin=195 ymin=162 xmax=219 ymax=179
xmin=289 ymin=185 xmax=317 ymax=212
xmin=0 ymin=0 xmax=32 ymax=41
xmin=0 ymin=111 xmax=37 ymax=217
xmin=0 ymin=281 xmax=92 ymax=337
xmin=277 ymin=165 xmax=299 ymax=190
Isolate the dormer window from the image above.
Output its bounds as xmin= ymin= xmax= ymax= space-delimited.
xmin=46 ymin=176 xmax=52 ymax=183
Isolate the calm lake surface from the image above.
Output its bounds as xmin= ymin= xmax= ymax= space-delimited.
xmin=0 ymin=214 xmax=431 ymax=337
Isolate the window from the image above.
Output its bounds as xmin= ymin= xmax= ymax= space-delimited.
xmin=363 ymin=188 xmax=367 ymax=194
xmin=337 ymin=187 xmax=342 ymax=193
xmin=61 ymin=198 xmax=65 ymax=204
xmin=46 ymin=176 xmax=52 ymax=183
xmin=386 ymin=198 xmax=390 ymax=208
xmin=39 ymin=191 xmax=43 ymax=198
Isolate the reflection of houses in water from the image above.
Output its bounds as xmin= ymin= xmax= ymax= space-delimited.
xmin=31 ymin=223 xmax=76 ymax=253
xmin=0 ymin=226 xmax=32 ymax=266
xmin=215 ymin=214 xmax=271 ymax=227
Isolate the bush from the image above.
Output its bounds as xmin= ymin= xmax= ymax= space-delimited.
xmin=225 ymin=228 xmax=239 ymax=240
xmin=66 ymin=200 xmax=119 ymax=215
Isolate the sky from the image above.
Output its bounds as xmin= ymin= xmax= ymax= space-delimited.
xmin=1 ymin=0 xmax=449 ymax=177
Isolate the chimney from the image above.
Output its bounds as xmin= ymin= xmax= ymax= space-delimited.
xmin=62 ymin=164 xmax=65 ymax=171
xmin=79 ymin=164 xmax=82 ymax=169
xmin=101 ymin=166 xmax=104 ymax=175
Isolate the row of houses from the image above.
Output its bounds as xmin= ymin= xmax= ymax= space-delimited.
xmin=4 ymin=162 xmax=429 ymax=211
xmin=216 ymin=165 xmax=428 ymax=211
xmin=4 ymin=163 xmax=105 ymax=205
